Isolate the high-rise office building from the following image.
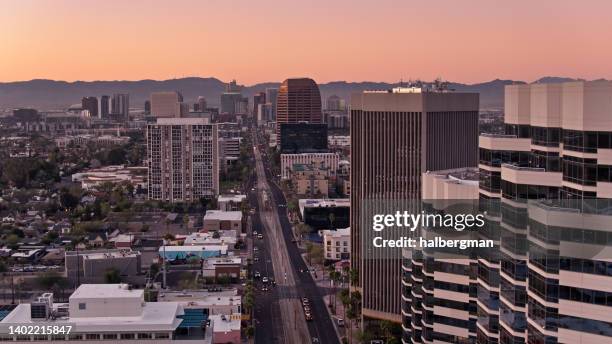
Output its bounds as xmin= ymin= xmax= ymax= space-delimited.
xmin=195 ymin=96 xmax=207 ymax=112
xmin=100 ymin=95 xmax=110 ymax=118
xmin=81 ymin=96 xmax=98 ymax=118
xmin=220 ymin=80 xmax=247 ymax=115
xmin=400 ymin=81 xmax=612 ymax=344
xmin=110 ymin=93 xmax=129 ymax=120
xmin=276 ymin=78 xmax=322 ymax=142
xmin=146 ymin=118 xmax=219 ymax=203
xmin=253 ymin=92 xmax=266 ymax=118
xmin=144 ymin=100 xmax=151 ymax=115
xmin=150 ymin=91 xmax=184 ymax=118
xmin=326 ymin=95 xmax=345 ymax=111
xmin=350 ymin=87 xmax=479 ymax=323
xmin=470 ymin=81 xmax=612 ymax=344
xmin=266 ymin=87 xmax=278 ymax=120
xmin=279 ymin=123 xmax=328 ymax=154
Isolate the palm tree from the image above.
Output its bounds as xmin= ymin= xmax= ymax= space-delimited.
xmin=330 ymin=270 xmax=342 ymax=314
xmin=339 ymin=289 xmax=351 ymax=342
xmin=328 ymin=212 xmax=336 ymax=230
xmin=380 ymin=320 xmax=393 ymax=343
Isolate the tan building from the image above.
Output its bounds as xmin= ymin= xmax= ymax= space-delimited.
xmin=350 ymin=86 xmax=479 ymax=323
xmin=203 ymin=210 xmax=243 ymax=232
xmin=291 ymin=163 xmax=330 ymax=197
xmin=150 ymin=91 xmax=184 ymax=118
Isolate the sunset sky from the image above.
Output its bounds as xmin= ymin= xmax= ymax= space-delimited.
xmin=1 ymin=0 xmax=611 ymax=85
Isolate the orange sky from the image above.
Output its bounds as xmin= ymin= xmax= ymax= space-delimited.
xmin=1 ymin=0 xmax=611 ymax=85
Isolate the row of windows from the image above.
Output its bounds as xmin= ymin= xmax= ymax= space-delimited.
xmin=500 ymin=277 xmax=527 ymax=308
xmin=499 ymin=302 xmax=527 ymax=332
xmin=499 ymin=125 xmax=612 ymax=152
xmin=529 ymin=219 xmax=612 ymax=246
xmin=501 ymin=181 xmax=559 ymax=202
xmin=479 ymin=149 xmax=530 ymax=168
xmin=559 ymin=285 xmax=612 ymax=306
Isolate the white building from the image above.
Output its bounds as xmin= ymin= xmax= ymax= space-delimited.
xmin=147 ymin=118 xmax=219 ymax=203
xmin=280 ymin=152 xmax=339 ymax=180
xmin=0 ymin=284 xmax=183 ymax=341
xmin=217 ymin=194 xmax=247 ymax=211
xmin=321 ymin=227 xmax=350 ymax=261
xmin=328 ymin=135 xmax=350 ymax=147
xmin=71 ymin=165 xmax=147 ymax=190
xmin=183 ymin=231 xmax=237 ymax=247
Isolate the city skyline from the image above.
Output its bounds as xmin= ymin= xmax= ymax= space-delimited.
xmin=1 ymin=0 xmax=612 ymax=84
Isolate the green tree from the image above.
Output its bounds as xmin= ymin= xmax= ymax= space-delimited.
xmin=106 ymin=147 xmax=127 ymax=165
xmin=104 ymin=268 xmax=122 ymax=283
xmin=245 ymin=325 xmax=255 ymax=339
xmin=5 ymin=234 xmax=20 ymax=250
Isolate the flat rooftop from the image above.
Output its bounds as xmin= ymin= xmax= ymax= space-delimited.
xmin=210 ymin=314 xmax=240 ymax=332
xmin=156 ymin=118 xmax=211 ymax=125
xmin=81 ymin=250 xmax=139 ymax=260
xmin=0 ymin=302 xmax=183 ymax=333
xmin=299 ymin=198 xmax=350 ymax=208
xmin=70 ymin=284 xmax=144 ymax=299
xmin=158 ymin=290 xmax=241 ymax=307
xmin=217 ymin=194 xmax=247 ymax=202
xmin=204 ymin=210 xmax=242 ymax=221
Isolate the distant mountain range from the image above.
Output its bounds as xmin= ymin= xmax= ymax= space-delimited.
xmin=0 ymin=76 xmax=598 ymax=111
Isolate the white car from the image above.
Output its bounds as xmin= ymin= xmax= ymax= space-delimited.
xmin=262 ymin=277 xmax=269 ymax=283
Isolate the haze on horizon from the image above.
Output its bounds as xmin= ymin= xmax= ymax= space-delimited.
xmin=1 ymin=0 xmax=611 ymax=85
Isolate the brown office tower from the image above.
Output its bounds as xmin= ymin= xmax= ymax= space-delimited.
xmin=276 ymin=78 xmax=322 ymax=143
xmin=350 ymin=87 xmax=479 ymax=323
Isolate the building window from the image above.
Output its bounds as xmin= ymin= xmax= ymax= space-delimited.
xmin=79 ymin=303 xmax=86 ymax=310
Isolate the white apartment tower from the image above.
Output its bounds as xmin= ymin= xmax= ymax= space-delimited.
xmin=147 ymin=118 xmax=218 ymax=203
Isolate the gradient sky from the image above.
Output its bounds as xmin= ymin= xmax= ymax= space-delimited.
xmin=1 ymin=0 xmax=611 ymax=85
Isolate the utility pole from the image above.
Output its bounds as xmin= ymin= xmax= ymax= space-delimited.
xmin=162 ymin=240 xmax=167 ymax=289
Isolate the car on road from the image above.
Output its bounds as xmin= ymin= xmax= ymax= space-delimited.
xmin=254 ymin=271 xmax=261 ymax=278
xmin=337 ymin=318 xmax=344 ymax=327
xmin=253 ymin=246 xmax=258 ymax=252
xmin=257 ymin=234 xmax=263 ymax=239
xmin=312 ymin=337 xmax=319 ymax=343
xmin=305 ymin=312 xmax=313 ymax=321
xmin=261 ymin=286 xmax=268 ymax=291
xmin=301 ymin=297 xmax=310 ymax=305
xmin=253 ymin=257 xmax=259 ymax=262
xmin=262 ymin=276 xmax=269 ymax=283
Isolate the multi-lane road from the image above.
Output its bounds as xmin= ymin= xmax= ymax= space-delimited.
xmin=250 ymin=133 xmax=340 ymax=344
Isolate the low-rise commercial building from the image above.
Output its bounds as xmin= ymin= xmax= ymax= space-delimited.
xmin=203 ymin=210 xmax=243 ymax=232
xmin=201 ymin=257 xmax=242 ymax=282
xmin=65 ymin=249 xmax=143 ymax=286
xmin=321 ymin=227 xmax=350 ymax=261
xmin=298 ymin=198 xmax=350 ymax=230
xmin=158 ymin=245 xmax=228 ymax=262
xmin=217 ymin=194 xmax=247 ymax=211
xmin=0 ymin=284 xmax=184 ymax=341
